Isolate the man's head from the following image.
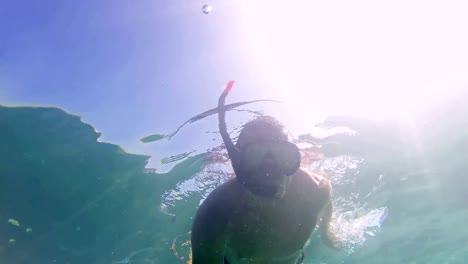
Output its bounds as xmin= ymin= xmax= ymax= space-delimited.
xmin=235 ymin=116 xmax=301 ymax=199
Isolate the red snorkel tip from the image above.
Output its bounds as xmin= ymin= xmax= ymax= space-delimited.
xmin=223 ymin=80 xmax=235 ymax=94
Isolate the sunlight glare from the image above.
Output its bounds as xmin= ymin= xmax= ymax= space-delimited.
xmin=240 ymin=0 xmax=468 ymax=122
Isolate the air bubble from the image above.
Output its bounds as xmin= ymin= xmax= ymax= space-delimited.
xmin=202 ymin=4 xmax=213 ymax=14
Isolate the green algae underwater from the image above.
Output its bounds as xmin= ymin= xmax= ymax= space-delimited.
xmin=1 ymin=90 xmax=468 ymax=264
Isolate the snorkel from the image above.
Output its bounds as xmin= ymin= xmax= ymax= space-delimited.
xmin=217 ymin=81 xmax=302 ymax=199
xmin=217 ymin=80 xmax=242 ymax=176
xmin=217 ymin=81 xmax=301 ymax=179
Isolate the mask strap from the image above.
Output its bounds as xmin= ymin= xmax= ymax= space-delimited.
xmin=218 ymin=80 xmax=241 ymax=173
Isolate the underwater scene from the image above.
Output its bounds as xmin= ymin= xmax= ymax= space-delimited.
xmin=1 ymin=1 xmax=468 ymax=263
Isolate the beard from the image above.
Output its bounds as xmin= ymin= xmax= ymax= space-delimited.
xmin=238 ymin=167 xmax=288 ymax=199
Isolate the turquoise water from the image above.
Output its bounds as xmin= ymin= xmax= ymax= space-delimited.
xmin=1 ymin=89 xmax=467 ymax=263
xmin=2 ymin=1 xmax=468 ymax=263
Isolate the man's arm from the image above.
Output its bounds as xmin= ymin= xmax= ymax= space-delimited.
xmin=318 ymin=179 xmax=340 ymax=250
xmin=191 ymin=191 xmax=228 ymax=264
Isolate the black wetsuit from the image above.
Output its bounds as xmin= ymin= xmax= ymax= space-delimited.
xmin=224 ymin=252 xmax=304 ymax=264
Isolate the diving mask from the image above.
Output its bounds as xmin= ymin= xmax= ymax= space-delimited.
xmin=239 ymin=140 xmax=301 ymax=176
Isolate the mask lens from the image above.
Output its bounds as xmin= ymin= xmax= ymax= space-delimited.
xmin=240 ymin=141 xmax=301 ymax=175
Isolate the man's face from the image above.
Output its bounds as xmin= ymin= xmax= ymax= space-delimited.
xmin=237 ymin=125 xmax=300 ymax=199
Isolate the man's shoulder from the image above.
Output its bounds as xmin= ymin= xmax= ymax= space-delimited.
xmin=293 ymin=169 xmax=332 ymax=201
xmin=295 ymin=169 xmax=331 ymax=189
xmin=198 ymin=178 xmax=238 ymax=214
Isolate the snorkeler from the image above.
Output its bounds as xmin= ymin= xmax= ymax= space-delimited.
xmin=191 ymin=81 xmax=339 ymax=263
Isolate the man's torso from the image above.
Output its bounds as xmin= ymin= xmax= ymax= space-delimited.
xmin=221 ymin=170 xmax=329 ymax=263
